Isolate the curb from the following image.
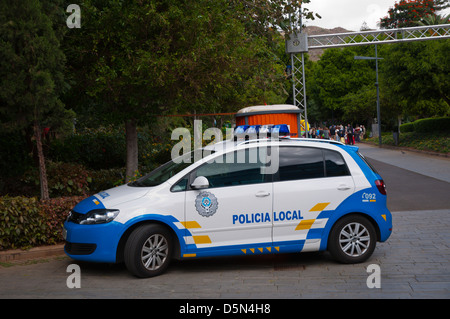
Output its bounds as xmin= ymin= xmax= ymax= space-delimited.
xmin=0 ymin=244 xmax=66 ymax=263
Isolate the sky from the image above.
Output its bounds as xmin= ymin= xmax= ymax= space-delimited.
xmin=304 ymin=0 xmax=450 ymax=31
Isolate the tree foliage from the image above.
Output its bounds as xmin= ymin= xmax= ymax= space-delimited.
xmin=306 ymin=37 xmax=449 ymax=126
xmin=380 ymin=0 xmax=449 ymax=29
xmin=63 ymin=0 xmax=308 ymax=180
xmin=307 ymin=45 xmax=377 ymax=124
xmin=0 ymin=0 xmax=73 ymax=199
xmin=0 ymin=0 xmax=70 ymax=131
xmin=231 ymin=0 xmax=321 ymax=34
xmin=381 ymin=40 xmax=450 ymax=119
xmin=64 ymin=0 xmax=309 ymax=119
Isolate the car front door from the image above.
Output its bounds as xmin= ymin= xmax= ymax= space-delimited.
xmin=183 ymin=146 xmax=273 ymax=257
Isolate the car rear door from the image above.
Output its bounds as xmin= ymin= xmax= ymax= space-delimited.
xmin=271 ymin=146 xmax=355 ymax=252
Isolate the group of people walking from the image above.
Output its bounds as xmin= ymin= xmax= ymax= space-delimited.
xmin=308 ymin=124 xmax=366 ymax=145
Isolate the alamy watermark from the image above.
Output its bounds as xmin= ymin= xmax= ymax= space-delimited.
xmin=366 ymin=264 xmax=381 ymax=289
xmin=66 ymin=4 xmax=81 ymax=29
xmin=170 ymin=120 xmax=280 ymax=174
xmin=66 ymin=264 xmax=81 ymax=288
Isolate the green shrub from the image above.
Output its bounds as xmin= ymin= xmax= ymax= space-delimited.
xmin=400 ymin=122 xmax=415 ymax=133
xmin=88 ymin=168 xmax=125 ymax=193
xmin=0 ymin=195 xmax=85 ymax=250
xmin=139 ymin=141 xmax=173 ymax=169
xmin=38 ymin=196 xmax=85 ymax=243
xmin=368 ymin=130 xmax=449 ymax=154
xmin=413 ymin=117 xmax=450 ymax=133
xmin=46 ymin=162 xmax=91 ymax=197
xmin=21 ymin=161 xmax=92 ymax=198
xmin=0 ymin=196 xmax=47 ymax=250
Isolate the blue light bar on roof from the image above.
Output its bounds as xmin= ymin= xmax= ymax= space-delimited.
xmin=234 ymin=125 xmax=249 ymax=134
xmin=245 ymin=125 xmax=261 ymax=134
xmin=271 ymin=124 xmax=290 ymax=136
xmin=259 ymin=125 xmax=273 ymax=134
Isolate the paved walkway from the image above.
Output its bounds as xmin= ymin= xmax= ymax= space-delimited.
xmin=357 ymin=143 xmax=450 ymax=183
xmin=357 ymin=143 xmax=450 ymax=212
xmin=0 ymin=209 xmax=448 ymax=299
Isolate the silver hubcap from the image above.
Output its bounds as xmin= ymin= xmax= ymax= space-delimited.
xmin=339 ymin=222 xmax=370 ymax=257
xmin=141 ymin=234 xmax=169 ymax=270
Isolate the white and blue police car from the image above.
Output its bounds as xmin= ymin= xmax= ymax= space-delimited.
xmin=63 ymin=129 xmax=392 ymax=278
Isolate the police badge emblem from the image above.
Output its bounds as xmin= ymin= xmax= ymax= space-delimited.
xmin=195 ymin=191 xmax=218 ymax=217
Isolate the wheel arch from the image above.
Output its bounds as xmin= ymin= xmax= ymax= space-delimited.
xmin=323 ymin=212 xmax=381 ymax=251
xmin=116 ymin=217 xmax=183 ymax=263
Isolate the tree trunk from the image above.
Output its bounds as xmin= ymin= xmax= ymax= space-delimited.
xmin=125 ymin=119 xmax=138 ymax=182
xmin=33 ymin=120 xmax=49 ymax=200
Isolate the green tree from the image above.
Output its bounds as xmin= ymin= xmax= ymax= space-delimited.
xmin=0 ymin=0 xmax=72 ymax=199
xmin=416 ymin=12 xmax=450 ymax=25
xmin=380 ymin=0 xmax=449 ymax=29
xmin=380 ymin=40 xmax=450 ymax=119
xmin=231 ymin=0 xmax=321 ymax=34
xmin=65 ymin=0 xmax=308 ymax=181
xmin=307 ymin=46 xmax=377 ymax=124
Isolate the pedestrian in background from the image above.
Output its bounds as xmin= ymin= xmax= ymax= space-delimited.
xmin=323 ymin=126 xmax=330 ymax=140
xmin=360 ymin=125 xmax=366 ymax=140
xmin=330 ymin=125 xmax=336 ymax=140
xmin=347 ymin=124 xmax=354 ymax=145
xmin=355 ymin=125 xmax=360 ymax=142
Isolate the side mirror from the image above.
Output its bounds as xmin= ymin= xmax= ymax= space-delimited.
xmin=190 ymin=176 xmax=209 ymax=189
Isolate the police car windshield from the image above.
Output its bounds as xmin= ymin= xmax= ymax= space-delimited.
xmin=129 ymin=151 xmax=199 ymax=187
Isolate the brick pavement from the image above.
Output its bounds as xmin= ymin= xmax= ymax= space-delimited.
xmin=0 ymin=209 xmax=448 ymax=298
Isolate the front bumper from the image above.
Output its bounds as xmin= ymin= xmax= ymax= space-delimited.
xmin=63 ymin=220 xmax=124 ymax=263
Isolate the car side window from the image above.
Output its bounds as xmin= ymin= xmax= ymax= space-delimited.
xmin=277 ymin=147 xmax=325 ymax=181
xmin=192 ymin=147 xmax=269 ymax=188
xmin=324 ymin=149 xmax=350 ymax=177
xmin=171 ymin=177 xmax=188 ymax=192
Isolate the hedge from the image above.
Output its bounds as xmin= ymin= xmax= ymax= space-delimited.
xmin=413 ymin=117 xmax=450 ymax=133
xmin=0 ymin=196 xmax=85 ymax=250
xmin=400 ymin=122 xmax=415 ymax=133
xmin=400 ymin=117 xmax=450 ymax=133
xmin=5 ymin=162 xmax=125 ymax=198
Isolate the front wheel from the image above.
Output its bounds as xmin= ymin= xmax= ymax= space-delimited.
xmin=124 ymin=224 xmax=173 ymax=278
xmin=328 ymin=215 xmax=376 ymax=264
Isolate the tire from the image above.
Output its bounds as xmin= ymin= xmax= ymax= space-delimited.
xmin=328 ymin=215 xmax=376 ymax=264
xmin=124 ymin=224 xmax=173 ymax=278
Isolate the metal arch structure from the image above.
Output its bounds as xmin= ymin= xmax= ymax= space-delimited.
xmin=307 ymin=23 xmax=450 ymax=49
xmin=286 ymin=22 xmax=450 ymax=136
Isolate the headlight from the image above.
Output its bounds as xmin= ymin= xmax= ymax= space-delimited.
xmin=77 ymin=209 xmax=120 ymax=225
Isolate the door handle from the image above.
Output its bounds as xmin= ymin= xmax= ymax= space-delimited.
xmin=337 ymin=185 xmax=352 ymax=191
xmin=255 ymin=191 xmax=270 ymax=197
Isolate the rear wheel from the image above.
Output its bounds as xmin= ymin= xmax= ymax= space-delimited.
xmin=328 ymin=215 xmax=376 ymax=264
xmin=124 ymin=224 xmax=173 ymax=278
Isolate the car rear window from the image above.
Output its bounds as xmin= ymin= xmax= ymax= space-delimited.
xmin=276 ymin=146 xmax=351 ymax=182
xmin=324 ymin=149 xmax=350 ymax=177
xmin=357 ymin=152 xmax=380 ymax=175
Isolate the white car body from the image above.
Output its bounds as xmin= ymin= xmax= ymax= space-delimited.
xmin=64 ymin=138 xmax=392 ymax=277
